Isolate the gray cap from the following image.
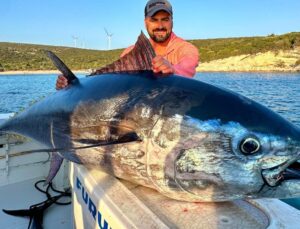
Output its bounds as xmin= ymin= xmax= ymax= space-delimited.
xmin=144 ymin=0 xmax=173 ymax=18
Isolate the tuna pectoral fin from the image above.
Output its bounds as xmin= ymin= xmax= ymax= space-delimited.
xmin=73 ymin=131 xmax=141 ymax=145
xmin=44 ymin=50 xmax=78 ymax=84
xmin=17 ymin=132 xmax=142 ymax=155
xmin=45 ymin=152 xmax=64 ymax=184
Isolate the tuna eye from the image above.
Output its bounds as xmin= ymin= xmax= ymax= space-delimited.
xmin=240 ymin=137 xmax=260 ymax=155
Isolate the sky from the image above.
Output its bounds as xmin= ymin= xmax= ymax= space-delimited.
xmin=1 ymin=0 xmax=300 ymax=50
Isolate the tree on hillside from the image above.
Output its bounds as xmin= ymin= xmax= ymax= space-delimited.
xmin=0 ymin=63 xmax=4 ymax=72
xmin=290 ymin=37 xmax=296 ymax=49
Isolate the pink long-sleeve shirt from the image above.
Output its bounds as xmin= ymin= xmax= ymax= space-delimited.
xmin=121 ymin=32 xmax=199 ymax=78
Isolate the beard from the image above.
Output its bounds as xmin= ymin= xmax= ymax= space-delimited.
xmin=148 ymin=28 xmax=171 ymax=43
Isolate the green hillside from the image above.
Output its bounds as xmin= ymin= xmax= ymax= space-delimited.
xmin=190 ymin=32 xmax=300 ymax=62
xmin=0 ymin=44 xmax=123 ymax=71
xmin=0 ymin=32 xmax=299 ymax=71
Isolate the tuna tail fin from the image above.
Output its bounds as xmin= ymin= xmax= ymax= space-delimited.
xmin=44 ymin=50 xmax=78 ymax=84
xmin=89 ymin=31 xmax=156 ymax=76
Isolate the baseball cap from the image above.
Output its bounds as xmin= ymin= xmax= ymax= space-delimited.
xmin=144 ymin=0 xmax=173 ymax=18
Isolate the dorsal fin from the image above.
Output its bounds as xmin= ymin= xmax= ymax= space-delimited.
xmin=45 ymin=50 xmax=78 ymax=83
xmin=89 ymin=31 xmax=155 ymax=76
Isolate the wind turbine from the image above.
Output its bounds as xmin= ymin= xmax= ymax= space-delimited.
xmin=72 ymin=35 xmax=79 ymax=48
xmin=81 ymin=41 xmax=85 ymax=49
xmin=104 ymin=28 xmax=113 ymax=50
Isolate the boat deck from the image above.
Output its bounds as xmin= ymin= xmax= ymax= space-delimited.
xmin=1 ymin=113 xmax=72 ymax=228
xmin=0 ymin=177 xmax=72 ymax=229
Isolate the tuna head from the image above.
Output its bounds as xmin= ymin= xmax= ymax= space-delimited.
xmin=143 ymin=78 xmax=300 ymax=202
xmin=162 ymin=118 xmax=300 ymax=202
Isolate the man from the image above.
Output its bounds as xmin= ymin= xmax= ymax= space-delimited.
xmin=56 ymin=0 xmax=199 ymax=89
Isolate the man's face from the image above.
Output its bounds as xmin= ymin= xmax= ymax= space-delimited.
xmin=145 ymin=11 xmax=173 ymax=43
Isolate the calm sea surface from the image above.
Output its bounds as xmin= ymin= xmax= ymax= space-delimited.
xmin=0 ymin=72 xmax=300 ymax=208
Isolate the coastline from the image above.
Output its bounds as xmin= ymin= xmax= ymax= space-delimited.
xmin=1 ymin=69 xmax=299 ymax=75
xmin=197 ymin=69 xmax=300 ymax=73
xmin=1 ymin=48 xmax=300 ymax=75
xmin=0 ymin=70 xmax=89 ymax=75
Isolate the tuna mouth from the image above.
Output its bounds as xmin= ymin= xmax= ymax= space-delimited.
xmin=282 ymin=160 xmax=300 ymax=180
xmin=262 ymin=159 xmax=300 ymax=187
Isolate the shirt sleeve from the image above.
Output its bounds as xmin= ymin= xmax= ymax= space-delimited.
xmin=172 ymin=43 xmax=199 ymax=78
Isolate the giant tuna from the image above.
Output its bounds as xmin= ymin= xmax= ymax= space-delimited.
xmin=0 ymin=32 xmax=300 ymax=202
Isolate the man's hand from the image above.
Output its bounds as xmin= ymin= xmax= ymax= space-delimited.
xmin=152 ymin=56 xmax=175 ymax=75
xmin=55 ymin=74 xmax=68 ymax=90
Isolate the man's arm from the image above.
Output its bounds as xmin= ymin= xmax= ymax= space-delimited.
xmin=152 ymin=42 xmax=199 ymax=78
xmin=122 ymin=41 xmax=199 ymax=77
xmin=152 ymin=54 xmax=199 ymax=77
xmin=171 ymin=42 xmax=199 ymax=77
xmin=56 ymin=40 xmax=199 ymax=90
xmin=152 ymin=56 xmax=174 ymax=75
xmin=172 ymin=56 xmax=199 ymax=77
